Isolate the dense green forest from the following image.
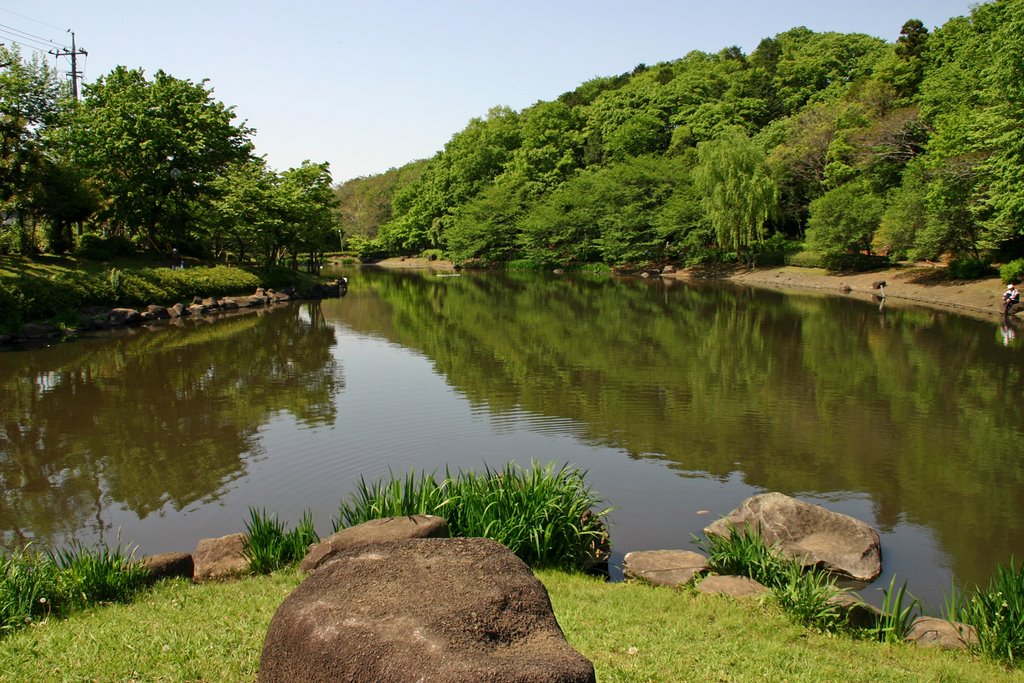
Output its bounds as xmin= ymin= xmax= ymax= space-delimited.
xmin=3 ymin=0 xmax=1023 ymax=272
xmin=0 ymin=58 xmax=338 ymax=269
xmin=337 ymin=0 xmax=1024 ymax=271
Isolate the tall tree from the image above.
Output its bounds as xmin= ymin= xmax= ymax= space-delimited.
xmin=694 ymin=127 xmax=778 ymax=255
xmin=72 ymin=66 xmax=253 ymax=252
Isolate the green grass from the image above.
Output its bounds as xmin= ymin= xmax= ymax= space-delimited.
xmin=334 ymin=461 xmax=612 ymax=570
xmin=0 ymin=543 xmax=146 ymax=634
xmin=1 ymin=568 xmax=1020 ymax=683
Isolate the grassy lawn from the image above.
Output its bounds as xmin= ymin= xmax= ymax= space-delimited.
xmin=0 ymin=569 xmax=1020 ymax=683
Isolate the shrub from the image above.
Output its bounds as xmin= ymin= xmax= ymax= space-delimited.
xmin=948 ymin=258 xmax=996 ymax=280
xmin=784 ymin=250 xmax=890 ymax=272
xmin=334 ymin=462 xmax=611 ymax=571
xmin=76 ymin=234 xmax=136 ymax=261
xmin=1000 ymin=258 xmax=1024 ymax=284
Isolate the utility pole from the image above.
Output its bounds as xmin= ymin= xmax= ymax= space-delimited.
xmin=0 ymin=42 xmax=9 ymax=69
xmin=49 ymin=31 xmax=87 ymax=99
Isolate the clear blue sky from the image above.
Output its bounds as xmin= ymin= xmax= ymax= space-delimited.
xmin=2 ymin=1 xmax=976 ymax=183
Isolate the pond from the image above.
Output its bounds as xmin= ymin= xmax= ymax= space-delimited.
xmin=1 ymin=267 xmax=1022 ymax=611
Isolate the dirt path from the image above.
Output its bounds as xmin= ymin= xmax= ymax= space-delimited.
xmin=701 ymin=264 xmax=1011 ymax=321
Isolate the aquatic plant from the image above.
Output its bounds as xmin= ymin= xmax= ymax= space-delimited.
xmin=950 ymin=558 xmax=1024 ymax=666
xmin=868 ymin=575 xmax=920 ymax=644
xmin=242 ymin=508 xmax=320 ymax=574
xmin=334 ymin=461 xmax=611 ymax=571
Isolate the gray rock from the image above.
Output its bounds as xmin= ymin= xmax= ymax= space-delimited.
xmin=906 ymin=616 xmax=978 ymax=649
xmin=696 ymin=575 xmax=770 ymax=598
xmin=622 ymin=549 xmax=708 ymax=588
xmin=259 ymin=537 xmax=595 ymax=683
xmin=300 ymin=515 xmax=449 ymax=574
xmin=193 ymin=532 xmax=248 ymax=582
xmin=19 ymin=322 xmax=59 ymax=339
xmin=704 ymin=492 xmax=882 ymax=581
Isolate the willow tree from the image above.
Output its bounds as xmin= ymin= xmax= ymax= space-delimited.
xmin=693 ymin=126 xmax=777 ymax=256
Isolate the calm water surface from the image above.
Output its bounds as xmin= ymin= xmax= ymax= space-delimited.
xmin=2 ymin=267 xmax=1023 ymax=610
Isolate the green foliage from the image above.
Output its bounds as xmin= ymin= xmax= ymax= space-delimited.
xmin=696 ymin=523 xmax=788 ymax=588
xmin=0 ymin=546 xmax=62 ymax=632
xmin=784 ymin=249 xmax=889 ymax=272
xmin=866 ymin=575 xmax=920 ymax=644
xmin=696 ymin=524 xmax=844 ymax=633
xmin=1000 ymin=259 xmax=1024 ymax=284
xmin=806 ymin=181 xmax=884 ymax=254
xmin=694 ymin=127 xmax=778 ymax=254
xmin=952 ymin=559 xmax=1024 ymax=666
xmin=771 ymin=561 xmax=846 ymax=634
xmin=76 ymin=234 xmax=136 ymax=261
xmin=49 ymin=542 xmax=148 ymax=608
xmin=242 ymin=508 xmax=320 ymax=574
xmin=334 ymin=462 xmax=611 ymax=571
xmin=0 ymin=542 xmax=145 ymax=635
xmin=947 ymin=258 xmax=996 ymax=281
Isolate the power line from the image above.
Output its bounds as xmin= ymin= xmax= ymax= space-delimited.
xmin=0 ymin=6 xmax=64 ymax=32
xmin=0 ymin=21 xmax=63 ymax=51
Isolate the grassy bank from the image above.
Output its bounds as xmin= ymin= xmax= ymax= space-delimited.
xmin=0 ymin=254 xmax=321 ymax=334
xmin=0 ymin=568 xmax=1020 ymax=682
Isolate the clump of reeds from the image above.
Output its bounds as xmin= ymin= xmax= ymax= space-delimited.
xmin=695 ymin=524 xmax=844 ymax=633
xmin=242 ymin=508 xmax=319 ymax=574
xmin=334 ymin=461 xmax=611 ymax=571
xmin=947 ymin=558 xmax=1024 ymax=667
xmin=0 ymin=541 xmax=147 ymax=635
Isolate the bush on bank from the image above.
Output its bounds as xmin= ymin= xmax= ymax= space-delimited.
xmin=0 ymin=257 xmax=320 ymax=333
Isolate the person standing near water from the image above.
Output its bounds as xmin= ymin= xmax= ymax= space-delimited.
xmin=1003 ymin=283 xmax=1020 ymax=315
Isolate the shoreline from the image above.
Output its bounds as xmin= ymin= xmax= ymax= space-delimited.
xmin=366 ymin=258 xmax=1014 ymax=322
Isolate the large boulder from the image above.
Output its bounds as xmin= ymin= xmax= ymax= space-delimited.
xmin=258 ymin=537 xmax=595 ymax=683
xmin=704 ymin=492 xmax=881 ymax=581
xmin=299 ymin=514 xmax=449 ymax=573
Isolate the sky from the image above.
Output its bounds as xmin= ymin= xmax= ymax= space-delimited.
xmin=1 ymin=1 xmax=978 ymax=184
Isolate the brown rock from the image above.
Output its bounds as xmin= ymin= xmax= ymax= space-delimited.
xmin=18 ymin=322 xmax=59 ymax=339
xmin=704 ymin=492 xmax=882 ymax=581
xmin=146 ymin=304 xmax=171 ymax=320
xmin=622 ymin=549 xmax=708 ymax=588
xmin=906 ymin=616 xmax=979 ymax=649
xmin=696 ymin=575 xmax=770 ymax=598
xmin=259 ymin=538 xmax=595 ymax=683
xmin=827 ymin=591 xmax=882 ymax=629
xmin=193 ymin=532 xmax=248 ymax=582
xmin=109 ymin=308 xmax=142 ymax=325
xmin=300 ymin=515 xmax=449 ymax=574
xmin=138 ymin=552 xmax=194 ymax=585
